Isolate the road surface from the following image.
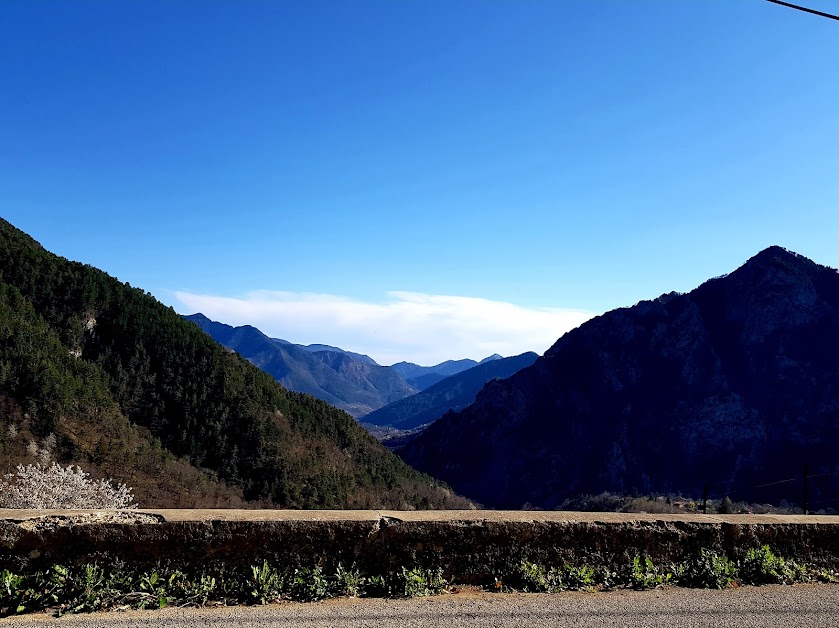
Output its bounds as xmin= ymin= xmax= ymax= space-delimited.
xmin=3 ymin=584 xmax=838 ymax=627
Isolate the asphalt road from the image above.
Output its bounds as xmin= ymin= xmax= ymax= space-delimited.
xmin=3 ymin=585 xmax=838 ymax=627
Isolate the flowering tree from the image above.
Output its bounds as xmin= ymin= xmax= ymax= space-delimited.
xmin=0 ymin=463 xmax=137 ymax=509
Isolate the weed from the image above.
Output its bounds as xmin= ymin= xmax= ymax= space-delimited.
xmin=288 ymin=566 xmax=329 ymax=602
xmin=592 ymin=565 xmax=620 ymax=590
xmin=812 ymin=568 xmax=839 ymax=583
xmin=183 ymin=573 xmax=218 ymax=606
xmin=676 ymin=549 xmax=737 ymax=589
xmin=628 ymin=555 xmax=671 ymax=590
xmin=516 ymin=561 xmax=551 ymax=592
xmin=136 ymin=570 xmax=179 ymax=609
xmin=334 ymin=563 xmax=362 ymax=597
xmin=512 ymin=561 xmax=598 ymax=593
xmin=401 ymin=567 xmax=448 ymax=597
xmin=740 ymin=546 xmax=803 ymax=585
xmin=563 ymin=564 xmax=596 ymax=591
xmin=247 ymin=561 xmax=283 ymax=605
xmin=0 ymin=548 xmax=834 ymax=618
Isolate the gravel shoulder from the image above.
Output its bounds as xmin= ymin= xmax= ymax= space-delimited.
xmin=3 ymin=584 xmax=838 ymax=628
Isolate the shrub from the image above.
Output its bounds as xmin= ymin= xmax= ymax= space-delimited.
xmin=717 ymin=496 xmax=735 ymax=514
xmin=0 ymin=463 xmax=136 ymax=509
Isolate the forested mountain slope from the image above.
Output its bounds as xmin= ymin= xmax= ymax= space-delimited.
xmin=402 ymin=247 xmax=839 ymax=509
xmin=0 ymin=218 xmax=469 ymax=509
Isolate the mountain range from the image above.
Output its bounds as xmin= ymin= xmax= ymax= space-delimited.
xmin=362 ymin=351 xmax=538 ymax=431
xmin=187 ymin=314 xmax=512 ymax=419
xmin=271 ymin=338 xmax=378 ymax=365
xmin=184 ymin=314 xmax=418 ymax=417
xmin=401 ymin=246 xmax=839 ymax=510
xmin=390 ymin=357 xmax=501 ymax=390
xmin=0 ymin=218 xmax=469 ymax=509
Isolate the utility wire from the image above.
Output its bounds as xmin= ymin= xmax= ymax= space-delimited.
xmin=766 ymin=0 xmax=839 ymax=21
xmin=752 ymin=476 xmax=800 ymax=489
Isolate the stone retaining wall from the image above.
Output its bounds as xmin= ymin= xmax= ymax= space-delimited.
xmin=2 ymin=510 xmax=838 ymax=582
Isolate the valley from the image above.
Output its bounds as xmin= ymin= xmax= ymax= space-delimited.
xmin=2 ymin=217 xmax=837 ymax=515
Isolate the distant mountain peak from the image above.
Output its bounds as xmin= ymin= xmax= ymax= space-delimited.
xmin=184 ymin=312 xmax=211 ymax=323
xmin=741 ymin=246 xmax=820 ymax=274
xmin=479 ymin=353 xmax=503 ymax=364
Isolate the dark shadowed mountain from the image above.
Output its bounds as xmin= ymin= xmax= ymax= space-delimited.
xmin=362 ymin=352 xmax=539 ymax=431
xmin=401 ymin=247 xmax=839 ymax=509
xmin=0 ymin=218 xmax=469 ymax=509
xmin=186 ymin=314 xmax=418 ymax=417
xmin=391 ymin=356 xmax=502 ymax=391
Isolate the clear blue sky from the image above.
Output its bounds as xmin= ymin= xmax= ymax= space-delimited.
xmin=2 ymin=1 xmax=838 ymax=363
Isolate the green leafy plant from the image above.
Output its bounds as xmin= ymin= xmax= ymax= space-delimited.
xmin=812 ymin=567 xmax=839 ymax=583
xmin=740 ymin=545 xmax=801 ymax=585
xmin=136 ymin=570 xmax=179 ymax=609
xmin=513 ymin=561 xmax=596 ymax=592
xmin=563 ymin=564 xmax=596 ymax=591
xmin=0 ymin=569 xmax=28 ymax=615
xmin=334 ymin=563 xmax=362 ymax=597
xmin=65 ymin=564 xmax=107 ymax=614
xmin=288 ymin=566 xmax=329 ymax=602
xmin=676 ymin=549 xmax=737 ymax=589
xmin=628 ymin=555 xmax=671 ymax=590
xmin=247 ymin=561 xmax=283 ymax=605
xmin=401 ymin=567 xmax=448 ymax=597
xmin=592 ymin=565 xmax=619 ymax=590
xmin=516 ymin=561 xmax=551 ymax=592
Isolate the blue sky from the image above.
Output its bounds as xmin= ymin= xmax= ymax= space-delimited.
xmin=2 ymin=1 xmax=838 ymax=364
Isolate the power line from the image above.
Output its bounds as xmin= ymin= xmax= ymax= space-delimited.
xmin=766 ymin=0 xmax=839 ymax=21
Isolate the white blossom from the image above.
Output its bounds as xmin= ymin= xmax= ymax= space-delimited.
xmin=0 ymin=463 xmax=137 ymax=509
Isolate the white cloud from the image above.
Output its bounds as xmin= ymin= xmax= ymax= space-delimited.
xmin=172 ymin=289 xmax=596 ymax=366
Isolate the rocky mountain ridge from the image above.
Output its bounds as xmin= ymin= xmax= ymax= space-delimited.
xmin=401 ymin=246 xmax=839 ymax=509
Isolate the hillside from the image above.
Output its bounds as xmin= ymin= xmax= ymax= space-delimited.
xmin=362 ymin=351 xmax=538 ymax=431
xmin=185 ymin=314 xmax=418 ymax=417
xmin=0 ymin=218 xmax=470 ymax=509
xmin=401 ymin=247 xmax=839 ymax=509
